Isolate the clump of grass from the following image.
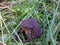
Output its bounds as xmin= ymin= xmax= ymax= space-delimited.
xmin=0 ymin=0 xmax=60 ymax=45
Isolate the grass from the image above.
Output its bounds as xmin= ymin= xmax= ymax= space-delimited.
xmin=0 ymin=0 xmax=60 ymax=45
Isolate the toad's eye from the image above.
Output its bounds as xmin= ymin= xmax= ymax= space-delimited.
xmin=24 ymin=27 xmax=29 ymax=30
xmin=24 ymin=27 xmax=28 ymax=29
xmin=29 ymin=28 xmax=33 ymax=30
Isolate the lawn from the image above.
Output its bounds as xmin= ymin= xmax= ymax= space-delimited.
xmin=0 ymin=0 xmax=60 ymax=45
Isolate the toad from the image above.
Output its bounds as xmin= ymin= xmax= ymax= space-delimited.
xmin=16 ymin=18 xmax=43 ymax=42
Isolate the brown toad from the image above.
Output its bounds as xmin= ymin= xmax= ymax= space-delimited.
xmin=16 ymin=18 xmax=43 ymax=42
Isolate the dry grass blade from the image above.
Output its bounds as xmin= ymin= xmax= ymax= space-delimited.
xmin=0 ymin=41 xmax=6 ymax=45
xmin=0 ymin=2 xmax=16 ymax=10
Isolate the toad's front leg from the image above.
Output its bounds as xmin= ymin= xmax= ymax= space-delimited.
xmin=25 ymin=36 xmax=32 ymax=42
xmin=25 ymin=31 xmax=32 ymax=42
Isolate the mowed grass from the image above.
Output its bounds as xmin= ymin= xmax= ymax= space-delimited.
xmin=0 ymin=0 xmax=60 ymax=45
